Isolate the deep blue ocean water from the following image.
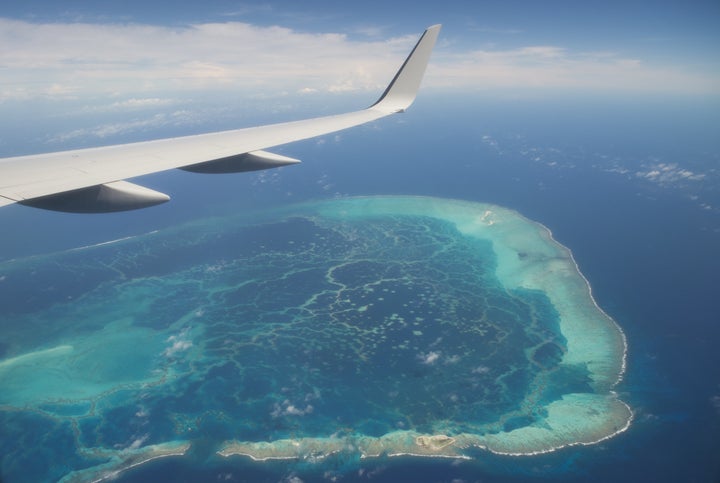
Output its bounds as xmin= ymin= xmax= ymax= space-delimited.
xmin=1 ymin=93 xmax=718 ymax=482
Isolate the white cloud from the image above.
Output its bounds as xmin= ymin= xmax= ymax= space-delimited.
xmin=127 ymin=434 xmax=149 ymax=450
xmin=0 ymin=19 xmax=415 ymax=102
xmin=163 ymin=329 xmax=193 ymax=357
xmin=47 ymin=114 xmax=170 ymax=142
xmin=271 ymin=399 xmax=314 ymax=418
xmin=45 ymin=107 xmax=211 ymax=142
xmin=1 ymin=18 xmax=717 ymax=104
xmin=444 ymin=354 xmax=461 ymax=364
xmin=635 ymin=162 xmax=706 ymax=186
xmin=353 ymin=25 xmax=388 ymax=38
xmin=82 ymin=97 xmax=180 ymax=112
xmin=472 ymin=365 xmax=490 ymax=374
xmin=164 ymin=339 xmax=192 ymax=357
xmin=418 ymin=351 xmax=440 ymax=365
xmin=429 ymin=46 xmax=719 ymax=94
xmin=515 ymin=46 xmax=567 ymax=59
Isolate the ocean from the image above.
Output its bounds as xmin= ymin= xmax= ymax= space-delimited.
xmin=0 ymin=93 xmax=718 ymax=482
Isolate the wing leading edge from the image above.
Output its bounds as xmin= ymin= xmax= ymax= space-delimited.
xmin=0 ymin=25 xmax=441 ymax=213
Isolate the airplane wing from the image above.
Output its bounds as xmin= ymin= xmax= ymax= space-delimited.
xmin=0 ymin=25 xmax=440 ymax=213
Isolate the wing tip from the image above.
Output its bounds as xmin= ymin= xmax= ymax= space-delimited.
xmin=370 ymin=24 xmax=441 ymax=114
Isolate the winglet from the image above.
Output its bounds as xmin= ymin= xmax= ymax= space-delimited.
xmin=370 ymin=24 xmax=441 ymax=114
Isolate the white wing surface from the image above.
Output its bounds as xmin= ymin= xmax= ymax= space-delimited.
xmin=0 ymin=25 xmax=441 ymax=212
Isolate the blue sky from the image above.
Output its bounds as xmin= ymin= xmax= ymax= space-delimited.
xmin=1 ymin=0 xmax=719 ymax=161
xmin=1 ymin=0 xmax=718 ymax=105
xmin=5 ymin=0 xmax=720 ymax=50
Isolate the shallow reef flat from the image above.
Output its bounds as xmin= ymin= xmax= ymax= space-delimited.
xmin=218 ymin=196 xmax=631 ymax=461
xmin=0 ymin=196 xmax=630 ymax=481
xmin=59 ymin=441 xmax=191 ymax=483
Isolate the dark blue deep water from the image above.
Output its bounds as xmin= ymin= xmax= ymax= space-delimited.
xmin=1 ymin=94 xmax=718 ymax=482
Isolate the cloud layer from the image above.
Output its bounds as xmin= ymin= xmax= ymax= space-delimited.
xmin=1 ymin=18 xmax=718 ymax=103
xmin=433 ymin=46 xmax=719 ymax=94
xmin=0 ymin=19 xmax=414 ymax=101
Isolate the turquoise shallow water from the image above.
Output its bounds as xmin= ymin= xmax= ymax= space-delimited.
xmin=0 ymin=196 xmax=628 ymax=482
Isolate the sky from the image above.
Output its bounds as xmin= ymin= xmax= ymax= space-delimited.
xmin=1 ymin=0 xmax=719 ymax=114
xmin=1 ymin=0 xmax=718 ymax=247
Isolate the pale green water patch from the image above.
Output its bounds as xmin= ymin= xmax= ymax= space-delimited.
xmin=0 ymin=196 xmax=630 ymax=481
xmin=0 ymin=316 xmax=198 ymax=411
xmin=302 ymin=196 xmax=626 ymax=391
xmin=220 ymin=195 xmax=632 ymax=458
